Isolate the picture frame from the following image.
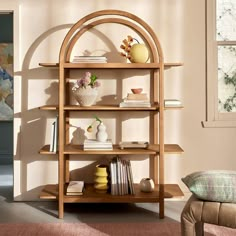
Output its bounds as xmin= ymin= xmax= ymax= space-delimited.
xmin=0 ymin=43 xmax=13 ymax=120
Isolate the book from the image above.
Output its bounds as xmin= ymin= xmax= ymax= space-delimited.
xmin=109 ymin=157 xmax=135 ymax=195
xmin=127 ymin=160 xmax=135 ymax=195
xmin=116 ymin=156 xmax=123 ymax=195
xmin=49 ymin=116 xmax=59 ymax=153
xmin=66 ymin=192 xmax=83 ymax=196
xmin=49 ymin=121 xmax=55 ymax=152
xmin=84 ymin=139 xmax=113 ymax=150
xmin=164 ymin=99 xmax=182 ymax=107
xmin=126 ymin=93 xmax=149 ymax=101
xmin=72 ymin=56 xmax=107 ymax=63
xmin=119 ymin=101 xmax=151 ymax=108
xmin=67 ymin=181 xmax=84 ymax=193
xmin=53 ymin=116 xmax=58 ymax=153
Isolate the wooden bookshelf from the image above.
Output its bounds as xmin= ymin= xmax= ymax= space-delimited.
xmin=40 ymin=183 xmax=184 ymax=201
xmin=38 ymin=9 xmax=184 ymax=219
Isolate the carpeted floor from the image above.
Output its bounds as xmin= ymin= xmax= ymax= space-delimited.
xmin=0 ymin=222 xmax=235 ymax=236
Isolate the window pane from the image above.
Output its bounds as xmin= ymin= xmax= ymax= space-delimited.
xmin=218 ymin=46 xmax=236 ymax=112
xmin=216 ymin=0 xmax=236 ymax=41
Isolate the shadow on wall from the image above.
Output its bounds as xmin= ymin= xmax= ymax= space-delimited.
xmin=13 ymin=21 xmax=150 ymax=200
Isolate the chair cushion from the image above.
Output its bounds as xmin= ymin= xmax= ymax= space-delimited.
xmin=182 ymin=170 xmax=236 ymax=203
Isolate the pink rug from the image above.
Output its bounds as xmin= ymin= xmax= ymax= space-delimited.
xmin=0 ymin=222 xmax=235 ymax=236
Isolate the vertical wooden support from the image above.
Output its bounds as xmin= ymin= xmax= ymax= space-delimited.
xmin=158 ymin=64 xmax=165 ymax=219
xmin=65 ymin=71 xmax=70 ymax=183
xmin=152 ymin=69 xmax=159 ymax=184
xmin=58 ymin=63 xmax=65 ymax=219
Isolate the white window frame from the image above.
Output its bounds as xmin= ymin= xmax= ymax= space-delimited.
xmin=203 ymin=0 xmax=236 ymax=127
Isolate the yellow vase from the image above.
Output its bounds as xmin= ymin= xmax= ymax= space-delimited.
xmin=94 ymin=164 xmax=109 ymax=193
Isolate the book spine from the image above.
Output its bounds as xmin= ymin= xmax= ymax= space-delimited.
xmin=50 ymin=121 xmax=55 ymax=152
xmin=53 ymin=116 xmax=58 ymax=153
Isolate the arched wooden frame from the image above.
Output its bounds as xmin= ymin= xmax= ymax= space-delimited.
xmin=57 ymin=10 xmax=166 ymax=219
xmin=64 ymin=18 xmax=158 ymax=63
xmin=59 ymin=9 xmax=164 ymax=64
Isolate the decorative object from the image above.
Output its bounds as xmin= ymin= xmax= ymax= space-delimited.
xmin=0 ymin=43 xmax=13 ymax=120
xmin=87 ymin=115 xmax=108 ymax=142
xmin=139 ymin=178 xmax=155 ymax=192
xmin=94 ymin=164 xmax=109 ymax=193
xmin=131 ymin=88 xmax=143 ymax=94
xmin=182 ymin=170 xmax=236 ymax=202
xmin=120 ymin=35 xmax=149 ymax=63
xmin=72 ymin=72 xmax=100 ymax=106
xmin=119 ymin=141 xmax=149 ymax=149
xmin=96 ymin=122 xmax=108 ymax=142
xmin=87 ymin=115 xmax=102 ymax=132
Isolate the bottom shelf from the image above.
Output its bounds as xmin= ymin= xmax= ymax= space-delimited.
xmin=40 ymin=183 xmax=184 ymax=203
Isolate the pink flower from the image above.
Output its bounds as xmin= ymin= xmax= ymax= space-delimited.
xmin=93 ymin=81 xmax=101 ymax=88
xmin=72 ymin=72 xmax=100 ymax=90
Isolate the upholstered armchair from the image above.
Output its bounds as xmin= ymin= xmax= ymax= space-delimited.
xmin=181 ymin=170 xmax=236 ymax=236
xmin=181 ymin=194 xmax=236 ymax=236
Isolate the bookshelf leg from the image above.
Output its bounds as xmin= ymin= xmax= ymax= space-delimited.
xmin=58 ymin=201 xmax=64 ymax=219
xmin=159 ymin=184 xmax=164 ymax=219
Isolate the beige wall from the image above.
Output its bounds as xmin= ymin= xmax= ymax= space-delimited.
xmin=3 ymin=0 xmax=236 ymax=204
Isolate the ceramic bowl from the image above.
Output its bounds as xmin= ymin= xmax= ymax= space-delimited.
xmin=131 ymin=88 xmax=143 ymax=94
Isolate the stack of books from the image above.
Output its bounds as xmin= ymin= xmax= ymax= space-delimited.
xmin=119 ymin=93 xmax=151 ymax=108
xmin=66 ymin=181 xmax=84 ymax=195
xmin=164 ymin=99 xmax=182 ymax=107
xmin=71 ymin=56 xmax=107 ymax=63
xmin=83 ymin=139 xmax=113 ymax=150
xmin=49 ymin=116 xmax=58 ymax=153
xmin=109 ymin=156 xmax=135 ymax=195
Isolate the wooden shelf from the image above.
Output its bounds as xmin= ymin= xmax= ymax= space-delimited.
xmin=39 ymin=104 xmax=159 ymax=111
xmin=39 ymin=105 xmax=58 ymax=110
xmin=39 ymin=62 xmax=183 ymax=69
xmin=39 ymin=144 xmax=184 ymax=155
xmin=40 ymin=183 xmax=184 ymax=202
xmin=164 ymin=106 xmax=184 ymax=110
xmin=39 ymin=104 xmax=185 ymax=111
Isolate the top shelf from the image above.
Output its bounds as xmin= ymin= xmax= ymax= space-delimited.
xmin=39 ymin=62 xmax=183 ymax=69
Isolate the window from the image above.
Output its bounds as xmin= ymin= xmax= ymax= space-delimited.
xmin=204 ymin=0 xmax=236 ymax=127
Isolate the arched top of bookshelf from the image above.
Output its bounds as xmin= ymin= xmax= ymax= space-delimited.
xmin=59 ymin=10 xmax=163 ymax=64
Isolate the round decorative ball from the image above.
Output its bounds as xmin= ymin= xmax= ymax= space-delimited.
xmin=129 ymin=43 xmax=149 ymax=63
xmin=140 ymin=178 xmax=155 ymax=193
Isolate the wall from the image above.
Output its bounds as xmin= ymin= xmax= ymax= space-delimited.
xmin=1 ymin=0 xmax=235 ymax=205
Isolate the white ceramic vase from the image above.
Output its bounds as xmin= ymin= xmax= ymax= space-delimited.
xmin=140 ymin=178 xmax=155 ymax=193
xmin=73 ymin=87 xmax=98 ymax=106
xmin=96 ymin=122 xmax=108 ymax=142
